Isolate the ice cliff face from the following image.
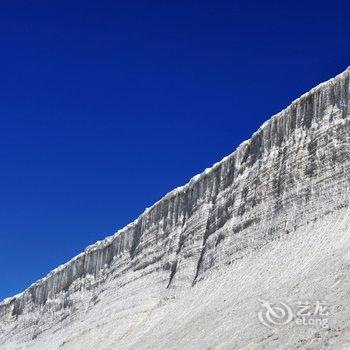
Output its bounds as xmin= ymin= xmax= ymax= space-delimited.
xmin=1 ymin=67 xmax=350 ymax=350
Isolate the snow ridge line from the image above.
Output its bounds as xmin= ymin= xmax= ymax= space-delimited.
xmin=1 ymin=66 xmax=349 ymax=306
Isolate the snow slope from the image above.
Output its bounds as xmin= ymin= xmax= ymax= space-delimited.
xmin=1 ymin=67 xmax=350 ymax=349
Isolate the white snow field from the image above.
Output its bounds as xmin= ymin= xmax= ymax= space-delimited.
xmin=1 ymin=67 xmax=350 ymax=349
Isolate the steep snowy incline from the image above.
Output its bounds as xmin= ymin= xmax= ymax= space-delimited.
xmin=0 ymin=67 xmax=350 ymax=349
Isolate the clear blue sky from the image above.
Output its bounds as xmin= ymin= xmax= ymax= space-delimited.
xmin=0 ymin=0 xmax=349 ymax=300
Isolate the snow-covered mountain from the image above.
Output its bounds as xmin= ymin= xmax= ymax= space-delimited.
xmin=1 ymin=67 xmax=350 ymax=349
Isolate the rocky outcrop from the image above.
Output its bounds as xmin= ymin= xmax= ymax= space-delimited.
xmin=1 ymin=67 xmax=350 ymax=349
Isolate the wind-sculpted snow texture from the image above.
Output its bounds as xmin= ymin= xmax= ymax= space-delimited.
xmin=1 ymin=68 xmax=350 ymax=349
